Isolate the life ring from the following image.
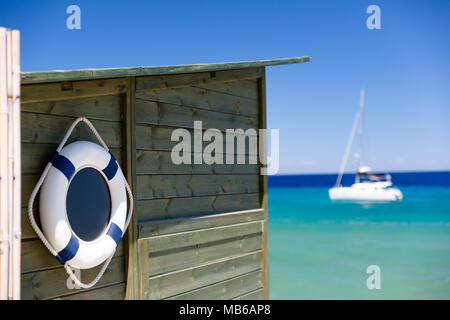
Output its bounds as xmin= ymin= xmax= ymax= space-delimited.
xmin=39 ymin=141 xmax=126 ymax=269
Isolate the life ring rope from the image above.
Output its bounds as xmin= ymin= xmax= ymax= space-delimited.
xmin=28 ymin=117 xmax=134 ymax=289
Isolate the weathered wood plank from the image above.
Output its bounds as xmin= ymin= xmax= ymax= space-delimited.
xmin=21 ymin=239 xmax=124 ymax=274
xmin=22 ymin=191 xmax=259 ymax=239
xmin=135 ymin=99 xmax=258 ymax=132
xmin=138 ymin=239 xmax=150 ymax=300
xmin=145 ymin=221 xmax=263 ymax=253
xmin=21 ymin=206 xmax=38 ymax=239
xmin=21 ymin=256 xmax=125 ymax=300
xmin=21 ymin=56 xmax=309 ymax=84
xmin=135 ymin=150 xmax=259 ymax=175
xmin=136 ymin=174 xmax=259 ymax=200
xmin=146 ymin=233 xmax=262 ymax=277
xmin=21 ymin=113 xmax=122 ymax=147
xmin=135 ymin=68 xmax=262 ymax=91
xmin=196 ymin=79 xmax=258 ymax=100
xmin=21 ymin=175 xmax=38 ymax=208
xmin=124 ymin=76 xmax=140 ymax=299
xmin=54 ymin=283 xmax=126 ymax=300
xmin=135 ymin=124 xmax=258 ymax=155
xmin=166 ymin=270 xmax=262 ymax=300
xmin=148 ymin=251 xmax=262 ymax=299
xmin=21 ymin=143 xmax=122 ymax=174
xmin=233 ymin=288 xmax=263 ymax=300
xmin=21 ymin=95 xmax=123 ymax=121
xmin=136 ymin=86 xmax=258 ymax=118
xmin=21 ymin=78 xmax=127 ymax=103
xmin=139 ymin=208 xmax=263 ymax=238
xmin=258 ymin=69 xmax=270 ymax=299
xmin=136 ymin=193 xmax=260 ymax=222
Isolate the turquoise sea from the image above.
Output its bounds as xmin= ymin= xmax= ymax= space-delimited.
xmin=268 ymin=174 xmax=450 ymax=299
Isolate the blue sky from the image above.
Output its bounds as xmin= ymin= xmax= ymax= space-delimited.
xmin=2 ymin=0 xmax=449 ymax=174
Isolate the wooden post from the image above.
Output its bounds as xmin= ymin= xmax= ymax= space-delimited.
xmin=258 ymin=68 xmax=270 ymax=299
xmin=0 ymin=27 xmax=9 ymax=300
xmin=10 ymin=29 xmax=21 ymax=300
xmin=0 ymin=27 xmax=21 ymax=300
xmin=124 ymin=76 xmax=139 ymax=299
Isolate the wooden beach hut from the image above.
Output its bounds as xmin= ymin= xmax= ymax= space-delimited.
xmin=1 ymin=40 xmax=309 ymax=299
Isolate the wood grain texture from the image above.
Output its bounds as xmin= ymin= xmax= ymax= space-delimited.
xmin=21 ymin=206 xmax=37 ymax=240
xmin=258 ymin=69 xmax=270 ymax=299
xmin=21 ymin=113 xmax=122 ymax=147
xmin=136 ymin=192 xmax=260 ymax=222
xmin=135 ymin=150 xmax=258 ymax=175
xmin=21 ymin=257 xmax=125 ymax=300
xmin=135 ymin=68 xmax=262 ymax=91
xmin=146 ymin=234 xmax=262 ymax=277
xmin=233 ymin=288 xmax=263 ymax=300
xmin=22 ymin=56 xmax=309 ymax=84
xmin=53 ymin=283 xmax=126 ymax=300
xmin=124 ymin=76 xmax=140 ymax=299
xmin=138 ymin=239 xmax=150 ymax=299
xmin=196 ymin=79 xmax=258 ymax=100
xmin=139 ymin=208 xmax=263 ymax=238
xmin=135 ymin=99 xmax=258 ymax=132
xmin=166 ymin=270 xmax=262 ymax=300
xmin=21 ymin=174 xmax=38 ymax=208
xmin=21 ymin=95 xmax=123 ymax=121
xmin=145 ymin=221 xmax=263 ymax=253
xmin=148 ymin=251 xmax=262 ymax=299
xmin=135 ymin=124 xmax=258 ymax=155
xmin=21 ymin=78 xmax=127 ymax=103
xmin=136 ymin=86 xmax=258 ymax=118
xmin=21 ymin=239 xmax=124 ymax=274
xmin=136 ymin=174 xmax=259 ymax=200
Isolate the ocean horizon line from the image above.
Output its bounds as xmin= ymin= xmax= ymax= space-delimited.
xmin=270 ymin=169 xmax=450 ymax=176
xmin=268 ymin=170 xmax=450 ymax=187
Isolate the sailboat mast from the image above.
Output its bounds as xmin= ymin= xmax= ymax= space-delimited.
xmin=356 ymin=89 xmax=365 ymax=182
xmin=334 ymin=89 xmax=365 ymax=187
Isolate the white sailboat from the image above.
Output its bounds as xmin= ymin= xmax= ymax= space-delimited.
xmin=329 ymin=90 xmax=403 ymax=202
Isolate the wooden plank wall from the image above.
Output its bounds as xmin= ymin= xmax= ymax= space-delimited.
xmin=20 ymin=78 xmax=128 ymax=299
xmin=138 ymin=209 xmax=264 ymax=300
xmin=19 ymin=66 xmax=269 ymax=300
xmin=133 ymin=68 xmax=267 ymax=300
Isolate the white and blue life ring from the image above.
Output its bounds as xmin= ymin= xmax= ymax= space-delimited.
xmin=39 ymin=141 xmax=126 ymax=269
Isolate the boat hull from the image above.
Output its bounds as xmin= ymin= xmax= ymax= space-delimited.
xmin=329 ymin=186 xmax=403 ymax=201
